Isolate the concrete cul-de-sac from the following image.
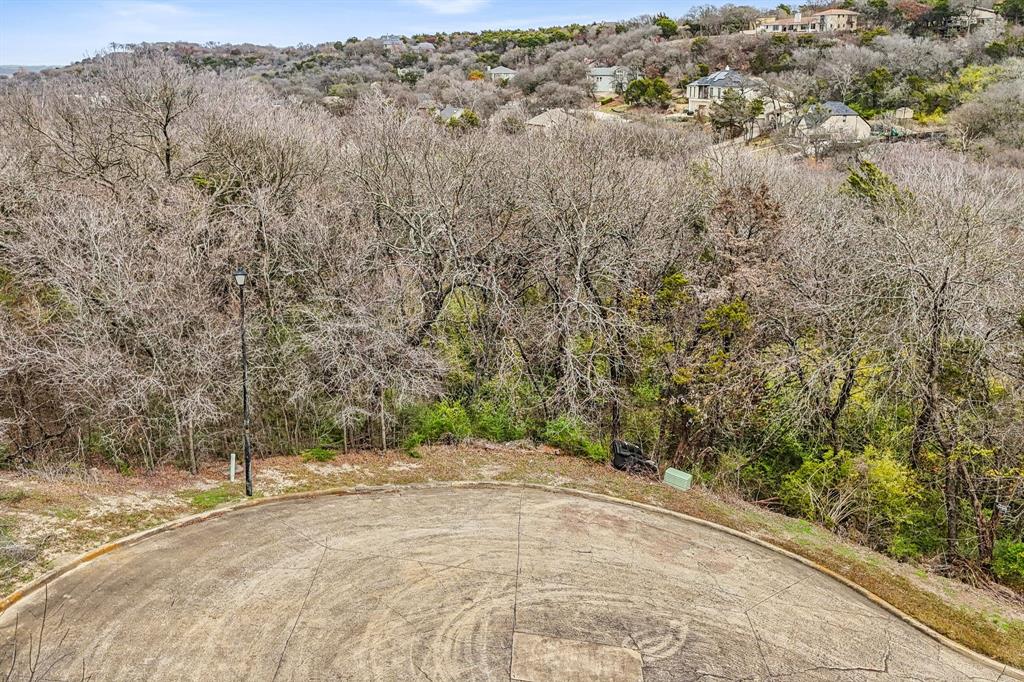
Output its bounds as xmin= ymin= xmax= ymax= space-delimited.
xmin=0 ymin=486 xmax=1016 ymax=681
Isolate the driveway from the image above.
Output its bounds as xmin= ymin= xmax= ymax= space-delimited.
xmin=0 ymin=486 xmax=1014 ymax=681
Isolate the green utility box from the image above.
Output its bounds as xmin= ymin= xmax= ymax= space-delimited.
xmin=664 ymin=467 xmax=692 ymax=492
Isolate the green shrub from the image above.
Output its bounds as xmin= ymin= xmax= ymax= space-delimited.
xmin=780 ymin=448 xmax=849 ymax=525
xmin=301 ymin=447 xmax=336 ymax=462
xmin=541 ymin=415 xmax=607 ymax=462
xmin=409 ymin=399 xmax=472 ymax=443
xmin=654 ymin=14 xmax=678 ymax=39
xmin=447 ymin=109 xmax=481 ymax=130
xmin=470 ymin=399 xmax=527 ymax=443
xmin=401 ymin=432 xmax=425 ymax=458
xmin=623 ymin=77 xmax=672 ymax=108
xmin=984 ymin=41 xmax=1009 ymax=60
xmin=735 ymin=429 xmax=807 ymax=500
xmin=888 ymin=492 xmax=945 ymax=560
xmin=780 ymin=446 xmax=920 ymax=542
xmin=993 ymin=540 xmax=1024 ymax=588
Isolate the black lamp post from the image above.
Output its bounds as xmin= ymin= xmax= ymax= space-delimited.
xmin=234 ymin=267 xmax=253 ymax=497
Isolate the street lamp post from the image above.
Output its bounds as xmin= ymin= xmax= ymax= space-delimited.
xmin=234 ymin=267 xmax=253 ymax=497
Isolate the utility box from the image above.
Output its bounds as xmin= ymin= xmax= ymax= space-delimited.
xmin=664 ymin=468 xmax=692 ymax=492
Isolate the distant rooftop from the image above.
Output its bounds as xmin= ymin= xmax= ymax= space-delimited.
xmin=689 ymin=67 xmax=750 ymax=88
xmin=526 ymin=108 xmax=576 ymax=128
xmin=761 ymin=8 xmax=860 ymax=25
xmin=822 ymin=100 xmax=859 ymax=116
xmin=438 ymin=106 xmax=464 ymax=121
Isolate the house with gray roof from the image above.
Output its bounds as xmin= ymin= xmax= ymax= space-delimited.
xmin=797 ymin=101 xmax=871 ymax=141
xmin=437 ymin=106 xmax=465 ymax=123
xmin=526 ymin=108 xmax=627 ymax=129
xmin=587 ymin=66 xmax=635 ymax=94
xmin=487 ymin=66 xmax=517 ymax=82
xmin=380 ymin=35 xmax=405 ymax=51
xmin=526 ymin=108 xmax=577 ymax=129
xmin=685 ymin=67 xmax=758 ymax=114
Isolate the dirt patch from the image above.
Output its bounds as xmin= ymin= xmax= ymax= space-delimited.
xmin=304 ymin=462 xmax=361 ymax=477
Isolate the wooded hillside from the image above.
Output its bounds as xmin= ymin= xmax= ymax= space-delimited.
xmin=0 ymin=46 xmax=1022 ymax=590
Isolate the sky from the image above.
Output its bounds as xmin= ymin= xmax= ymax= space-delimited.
xmin=1 ymin=0 xmax=703 ymax=66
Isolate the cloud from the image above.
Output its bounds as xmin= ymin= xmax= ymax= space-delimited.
xmin=412 ymin=0 xmax=488 ymax=15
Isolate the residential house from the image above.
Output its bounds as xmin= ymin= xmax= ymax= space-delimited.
xmin=437 ymin=106 xmax=465 ymax=123
xmin=380 ymin=35 xmax=405 ymax=50
xmin=526 ymin=108 xmax=577 ymax=129
xmin=798 ymin=101 xmax=871 ymax=141
xmin=685 ymin=67 xmax=794 ymax=136
xmin=588 ymin=66 xmax=634 ymax=94
xmin=754 ymin=8 xmax=860 ymax=33
xmin=685 ymin=67 xmax=757 ymax=114
xmin=487 ymin=66 xmax=517 ymax=82
xmin=893 ymin=106 xmax=914 ymax=120
xmin=950 ymin=6 xmax=1005 ymax=30
xmin=526 ymin=108 xmax=626 ymax=129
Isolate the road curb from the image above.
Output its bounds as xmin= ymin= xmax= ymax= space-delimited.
xmin=2 ymin=480 xmax=1021 ymax=679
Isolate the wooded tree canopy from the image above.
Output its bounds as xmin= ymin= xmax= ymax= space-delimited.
xmin=0 ymin=50 xmax=1022 ymax=588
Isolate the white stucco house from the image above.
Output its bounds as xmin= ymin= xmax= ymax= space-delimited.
xmin=587 ymin=66 xmax=634 ymax=94
xmin=754 ymin=8 xmax=860 ymax=33
xmin=798 ymin=101 xmax=871 ymax=141
xmin=486 ymin=66 xmax=517 ymax=82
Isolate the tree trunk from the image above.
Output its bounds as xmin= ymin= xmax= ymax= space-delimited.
xmin=827 ymin=355 xmax=858 ymax=454
xmin=187 ymin=421 xmax=197 ymax=475
xmin=911 ymin=278 xmax=948 ymax=466
xmin=379 ymin=395 xmax=387 ymax=451
xmin=944 ymin=445 xmax=959 ymax=559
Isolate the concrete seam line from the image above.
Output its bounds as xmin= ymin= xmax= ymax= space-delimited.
xmin=1 ymin=480 xmax=1020 ymax=679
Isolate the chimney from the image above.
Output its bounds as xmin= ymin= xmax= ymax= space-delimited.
xmin=794 ymin=10 xmax=802 ymax=22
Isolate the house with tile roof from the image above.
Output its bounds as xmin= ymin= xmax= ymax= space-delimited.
xmin=754 ymin=8 xmax=860 ymax=33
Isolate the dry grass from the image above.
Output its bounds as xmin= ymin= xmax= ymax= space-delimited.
xmin=1 ymin=442 xmax=1022 ymax=668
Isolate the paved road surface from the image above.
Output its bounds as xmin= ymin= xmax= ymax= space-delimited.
xmin=0 ymin=486 xmax=1015 ymax=681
